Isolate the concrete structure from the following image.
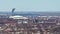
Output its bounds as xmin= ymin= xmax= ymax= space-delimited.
xmin=9 ymin=15 xmax=28 ymax=19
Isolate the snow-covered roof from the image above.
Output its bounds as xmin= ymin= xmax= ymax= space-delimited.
xmin=9 ymin=15 xmax=28 ymax=19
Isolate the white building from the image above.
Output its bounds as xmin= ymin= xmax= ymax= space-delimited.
xmin=9 ymin=15 xmax=28 ymax=24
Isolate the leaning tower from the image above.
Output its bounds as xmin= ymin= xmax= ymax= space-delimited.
xmin=12 ymin=8 xmax=15 ymax=16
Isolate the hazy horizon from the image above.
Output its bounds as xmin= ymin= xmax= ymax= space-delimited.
xmin=0 ymin=10 xmax=60 ymax=13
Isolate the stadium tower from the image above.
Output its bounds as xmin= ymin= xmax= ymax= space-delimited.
xmin=12 ymin=8 xmax=15 ymax=16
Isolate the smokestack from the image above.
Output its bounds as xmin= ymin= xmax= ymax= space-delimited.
xmin=12 ymin=8 xmax=15 ymax=16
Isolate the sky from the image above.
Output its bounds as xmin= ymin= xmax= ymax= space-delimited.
xmin=0 ymin=0 xmax=60 ymax=12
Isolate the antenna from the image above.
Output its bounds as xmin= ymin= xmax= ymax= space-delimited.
xmin=12 ymin=8 xmax=15 ymax=16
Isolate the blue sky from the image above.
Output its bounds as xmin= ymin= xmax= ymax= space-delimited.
xmin=0 ymin=0 xmax=60 ymax=12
